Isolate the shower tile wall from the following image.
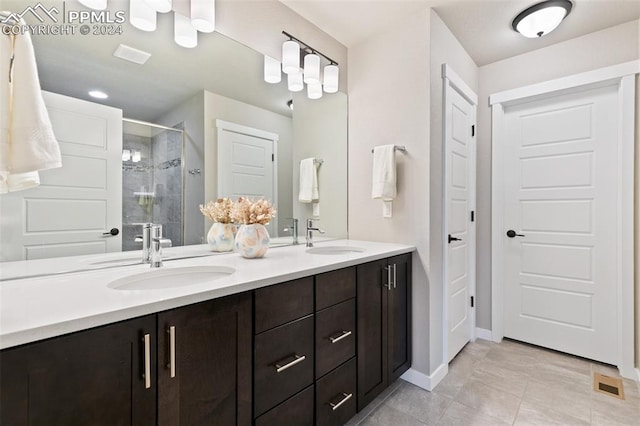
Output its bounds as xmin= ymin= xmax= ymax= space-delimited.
xmin=122 ymin=124 xmax=183 ymax=252
xmin=151 ymin=124 xmax=183 ymax=248
xmin=122 ymin=134 xmax=153 ymax=251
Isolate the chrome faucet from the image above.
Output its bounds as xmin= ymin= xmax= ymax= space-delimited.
xmin=283 ymin=218 xmax=299 ymax=245
xmin=306 ymin=219 xmax=325 ymax=247
xmin=149 ymin=224 xmax=163 ymax=268
xmin=134 ymin=223 xmax=172 ymax=265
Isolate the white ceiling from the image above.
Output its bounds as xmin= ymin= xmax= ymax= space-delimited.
xmin=279 ymin=0 xmax=640 ymax=66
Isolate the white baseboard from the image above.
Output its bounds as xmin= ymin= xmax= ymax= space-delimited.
xmin=475 ymin=327 xmax=493 ymax=341
xmin=401 ymin=364 xmax=448 ymax=392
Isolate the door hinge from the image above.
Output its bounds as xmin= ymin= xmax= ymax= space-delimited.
xmin=471 ymin=125 xmax=475 ymax=137
xmin=271 ymin=153 xmax=275 ymax=162
xmin=470 ymin=296 xmax=474 ymax=308
xmin=471 ymin=211 xmax=475 ymax=222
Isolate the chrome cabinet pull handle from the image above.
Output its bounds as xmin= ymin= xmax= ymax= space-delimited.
xmin=329 ymin=330 xmax=352 ymax=344
xmin=143 ymin=333 xmax=151 ymax=389
xmin=393 ymin=263 xmax=397 ymax=289
xmin=167 ymin=326 xmax=176 ymax=378
xmin=274 ymin=354 xmax=306 ymax=373
xmin=329 ymin=392 xmax=353 ymax=411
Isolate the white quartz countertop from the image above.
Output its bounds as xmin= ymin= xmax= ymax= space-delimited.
xmin=0 ymin=240 xmax=414 ymax=350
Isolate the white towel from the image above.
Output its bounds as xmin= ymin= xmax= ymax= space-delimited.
xmin=371 ymin=145 xmax=396 ymax=218
xmin=298 ymin=158 xmax=319 ymax=203
xmin=0 ymin=13 xmax=61 ymax=192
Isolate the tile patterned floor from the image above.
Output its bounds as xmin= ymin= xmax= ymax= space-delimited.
xmin=346 ymin=339 xmax=640 ymax=426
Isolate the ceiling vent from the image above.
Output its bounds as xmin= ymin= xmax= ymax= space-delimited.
xmin=113 ymin=44 xmax=151 ymax=65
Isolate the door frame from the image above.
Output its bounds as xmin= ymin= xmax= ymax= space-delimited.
xmin=442 ymin=64 xmax=478 ymax=363
xmin=215 ymin=119 xmax=279 ymax=233
xmin=489 ymin=60 xmax=638 ymax=378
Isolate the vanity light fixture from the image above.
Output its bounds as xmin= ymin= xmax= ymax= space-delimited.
xmin=265 ymin=31 xmax=340 ymax=100
xmin=130 ymin=0 xmax=157 ymax=32
xmin=512 ymin=0 xmax=572 ymax=38
xmin=78 ymin=0 xmax=107 ymax=10
xmin=174 ymin=12 xmax=198 ymax=48
xmin=88 ymin=90 xmax=109 ymax=99
xmin=264 ymin=56 xmax=282 ymax=84
xmin=144 ymin=0 xmax=173 ymax=14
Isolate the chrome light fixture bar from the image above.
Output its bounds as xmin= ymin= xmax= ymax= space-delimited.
xmin=512 ymin=0 xmax=572 ymax=38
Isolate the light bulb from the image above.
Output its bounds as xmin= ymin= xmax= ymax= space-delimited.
xmin=323 ymin=64 xmax=339 ymax=93
xmin=191 ymin=0 xmax=215 ymax=33
xmin=174 ymin=13 xmax=198 ymax=48
xmin=130 ymin=0 xmax=157 ymax=32
xmin=282 ymin=40 xmax=300 ymax=74
xmin=288 ymin=72 xmax=304 ymax=92
xmin=264 ymin=55 xmax=282 ymax=84
xmin=303 ymin=53 xmax=320 ymax=85
xmin=122 ymin=149 xmax=131 ymax=161
xmin=307 ymin=82 xmax=323 ymax=100
xmin=132 ymin=150 xmax=141 ymax=163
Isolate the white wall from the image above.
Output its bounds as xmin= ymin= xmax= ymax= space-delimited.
xmin=348 ymin=9 xmax=432 ymax=375
xmin=476 ymin=19 xmax=640 ymax=331
xmin=203 ymin=91 xmax=293 ymax=236
xmin=291 ymin=92 xmax=348 ymax=239
xmin=429 ymin=11 xmax=479 ymax=367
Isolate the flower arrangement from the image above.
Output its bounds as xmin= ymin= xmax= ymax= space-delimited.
xmin=199 ymin=198 xmax=234 ymax=224
xmin=231 ymin=197 xmax=277 ymax=225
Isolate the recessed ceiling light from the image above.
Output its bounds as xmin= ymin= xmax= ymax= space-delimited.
xmin=113 ymin=44 xmax=152 ymax=65
xmin=88 ymin=90 xmax=108 ymax=99
xmin=512 ymin=0 xmax=573 ymax=38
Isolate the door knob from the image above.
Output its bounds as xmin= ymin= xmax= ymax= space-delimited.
xmin=102 ymin=228 xmax=120 ymax=237
xmin=506 ymin=230 xmax=525 ymax=238
xmin=448 ymin=234 xmax=462 ymax=244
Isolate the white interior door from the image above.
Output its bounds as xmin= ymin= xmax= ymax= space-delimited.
xmin=444 ymin=70 xmax=477 ymax=362
xmin=502 ymin=83 xmax=619 ymax=364
xmin=0 ymin=91 xmax=122 ymax=261
xmin=217 ymin=121 xmax=277 ymax=235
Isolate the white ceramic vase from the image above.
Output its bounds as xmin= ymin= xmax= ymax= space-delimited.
xmin=207 ymin=222 xmax=236 ymax=252
xmin=234 ymin=224 xmax=270 ymax=258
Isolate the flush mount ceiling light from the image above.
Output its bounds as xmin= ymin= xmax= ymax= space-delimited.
xmin=88 ymin=90 xmax=109 ymax=99
xmin=512 ymin=0 xmax=572 ymax=38
xmin=266 ymin=31 xmax=340 ymax=100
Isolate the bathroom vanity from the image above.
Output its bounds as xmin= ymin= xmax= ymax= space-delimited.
xmin=0 ymin=240 xmax=413 ymax=425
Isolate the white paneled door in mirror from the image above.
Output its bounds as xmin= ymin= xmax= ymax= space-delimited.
xmin=502 ymin=84 xmax=618 ymax=364
xmin=0 ymin=92 xmax=123 ymax=262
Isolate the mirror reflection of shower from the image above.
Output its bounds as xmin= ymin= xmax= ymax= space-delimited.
xmin=121 ymin=119 xmax=184 ymax=252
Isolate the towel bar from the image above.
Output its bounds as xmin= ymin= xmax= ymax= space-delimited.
xmin=371 ymin=145 xmax=407 ymax=153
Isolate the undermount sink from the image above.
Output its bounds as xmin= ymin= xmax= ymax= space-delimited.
xmin=305 ymin=246 xmax=366 ymax=255
xmin=107 ymin=266 xmax=235 ymax=291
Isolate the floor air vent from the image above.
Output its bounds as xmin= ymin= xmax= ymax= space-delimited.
xmin=593 ymin=372 xmax=625 ymax=400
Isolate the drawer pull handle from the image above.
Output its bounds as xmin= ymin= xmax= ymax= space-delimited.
xmin=329 ymin=330 xmax=352 ymax=344
xmin=274 ymin=354 xmax=306 ymax=373
xmin=329 ymin=392 xmax=353 ymax=411
xmin=167 ymin=326 xmax=176 ymax=378
xmin=143 ymin=333 xmax=151 ymax=389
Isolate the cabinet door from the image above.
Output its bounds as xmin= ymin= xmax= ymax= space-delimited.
xmin=356 ymin=259 xmax=389 ymax=411
xmin=388 ymin=253 xmax=412 ymax=381
xmin=1 ymin=315 xmax=156 ymax=426
xmin=157 ymin=293 xmax=252 ymax=426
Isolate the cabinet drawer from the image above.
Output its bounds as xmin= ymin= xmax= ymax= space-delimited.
xmin=316 ymin=358 xmax=357 ymax=426
xmin=316 ymin=267 xmax=356 ymax=311
xmin=255 ymin=385 xmax=314 ymax=426
xmin=255 ymin=277 xmax=314 ymax=333
xmin=316 ymin=299 xmax=356 ymax=378
xmin=254 ymin=316 xmax=314 ymax=416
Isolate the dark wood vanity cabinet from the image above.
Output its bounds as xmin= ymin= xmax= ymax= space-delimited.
xmin=0 ymin=315 xmax=157 ymax=426
xmin=0 ymin=293 xmax=252 ymax=426
xmin=356 ymin=253 xmax=412 ymax=411
xmin=157 ymin=293 xmax=252 ymax=426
